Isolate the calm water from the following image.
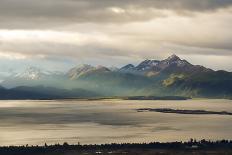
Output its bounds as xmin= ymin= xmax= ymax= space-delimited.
xmin=0 ymin=99 xmax=232 ymax=146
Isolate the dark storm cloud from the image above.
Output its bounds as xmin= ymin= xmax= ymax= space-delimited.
xmin=0 ymin=0 xmax=232 ymax=28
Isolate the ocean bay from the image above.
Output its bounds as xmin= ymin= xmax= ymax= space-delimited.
xmin=0 ymin=99 xmax=231 ymax=146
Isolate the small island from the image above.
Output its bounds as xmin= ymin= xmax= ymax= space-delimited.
xmin=125 ymin=96 xmax=191 ymax=100
xmin=137 ymin=108 xmax=232 ymax=115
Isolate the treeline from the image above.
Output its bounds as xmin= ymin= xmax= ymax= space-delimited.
xmin=1 ymin=139 xmax=232 ymax=155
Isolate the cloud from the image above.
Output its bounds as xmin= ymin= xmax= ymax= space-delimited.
xmin=0 ymin=0 xmax=232 ymax=28
xmin=1 ymin=9 xmax=232 ymax=62
xmin=0 ymin=1 xmax=232 ymax=71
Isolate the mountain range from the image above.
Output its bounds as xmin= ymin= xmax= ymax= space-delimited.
xmin=1 ymin=54 xmax=232 ymax=99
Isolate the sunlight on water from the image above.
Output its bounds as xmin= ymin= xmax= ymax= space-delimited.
xmin=0 ymin=99 xmax=232 ymax=146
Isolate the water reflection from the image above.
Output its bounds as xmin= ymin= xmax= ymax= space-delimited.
xmin=0 ymin=99 xmax=232 ymax=145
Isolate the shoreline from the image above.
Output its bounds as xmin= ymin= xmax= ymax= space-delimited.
xmin=1 ymin=140 xmax=232 ymax=155
xmin=1 ymin=97 xmax=232 ymax=102
xmin=0 ymin=95 xmax=190 ymax=101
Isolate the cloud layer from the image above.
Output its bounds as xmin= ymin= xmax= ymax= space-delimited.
xmin=1 ymin=0 xmax=232 ymax=28
xmin=0 ymin=0 xmax=232 ymax=71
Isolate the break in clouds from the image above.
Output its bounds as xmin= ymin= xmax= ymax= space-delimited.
xmin=0 ymin=0 xmax=232 ymax=71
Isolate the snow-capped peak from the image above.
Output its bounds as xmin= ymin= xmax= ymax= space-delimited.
xmin=136 ymin=59 xmax=159 ymax=71
xmin=14 ymin=67 xmax=51 ymax=80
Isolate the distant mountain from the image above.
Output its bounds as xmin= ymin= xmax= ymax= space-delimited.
xmin=108 ymin=66 xmax=119 ymax=72
xmin=119 ymin=54 xmax=212 ymax=76
xmin=167 ymin=70 xmax=232 ymax=98
xmin=67 ymin=65 xmax=111 ymax=79
xmin=67 ymin=64 xmax=95 ymax=79
xmin=14 ymin=66 xmax=49 ymax=80
xmin=0 ymin=86 xmax=99 ymax=100
xmin=1 ymin=67 xmax=66 ymax=89
xmin=119 ymin=64 xmax=135 ymax=73
xmin=1 ymin=54 xmax=232 ymax=99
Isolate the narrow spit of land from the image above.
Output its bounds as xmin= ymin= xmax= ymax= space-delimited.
xmin=137 ymin=108 xmax=232 ymax=115
xmin=1 ymin=140 xmax=232 ymax=155
xmin=0 ymin=95 xmax=191 ymax=100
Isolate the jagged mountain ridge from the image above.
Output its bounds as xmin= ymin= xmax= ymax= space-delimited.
xmin=0 ymin=54 xmax=231 ymax=98
xmin=1 ymin=67 xmax=66 ymax=89
xmin=119 ymin=54 xmax=212 ymax=76
xmin=14 ymin=67 xmax=52 ymax=80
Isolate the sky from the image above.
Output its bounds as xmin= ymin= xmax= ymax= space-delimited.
xmin=0 ymin=0 xmax=232 ymax=75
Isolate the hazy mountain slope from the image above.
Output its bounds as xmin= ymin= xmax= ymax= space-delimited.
xmin=0 ymin=86 xmax=54 ymax=99
xmin=74 ymin=71 xmax=158 ymax=96
xmin=118 ymin=54 xmax=232 ymax=98
xmin=0 ymin=54 xmax=231 ymax=98
xmin=0 ymin=86 xmax=99 ymax=99
xmin=165 ymin=70 xmax=232 ymax=98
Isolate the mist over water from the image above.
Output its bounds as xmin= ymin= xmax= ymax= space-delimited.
xmin=0 ymin=99 xmax=232 ymax=146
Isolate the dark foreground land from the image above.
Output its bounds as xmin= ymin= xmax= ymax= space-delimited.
xmin=1 ymin=140 xmax=232 ymax=155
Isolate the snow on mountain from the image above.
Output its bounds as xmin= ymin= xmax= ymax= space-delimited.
xmin=0 ymin=54 xmax=214 ymax=89
xmin=136 ymin=60 xmax=160 ymax=71
xmin=13 ymin=66 xmax=59 ymax=80
xmin=0 ymin=66 xmax=66 ymax=88
xmin=118 ymin=54 xmax=201 ymax=76
xmin=14 ymin=67 xmax=43 ymax=80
